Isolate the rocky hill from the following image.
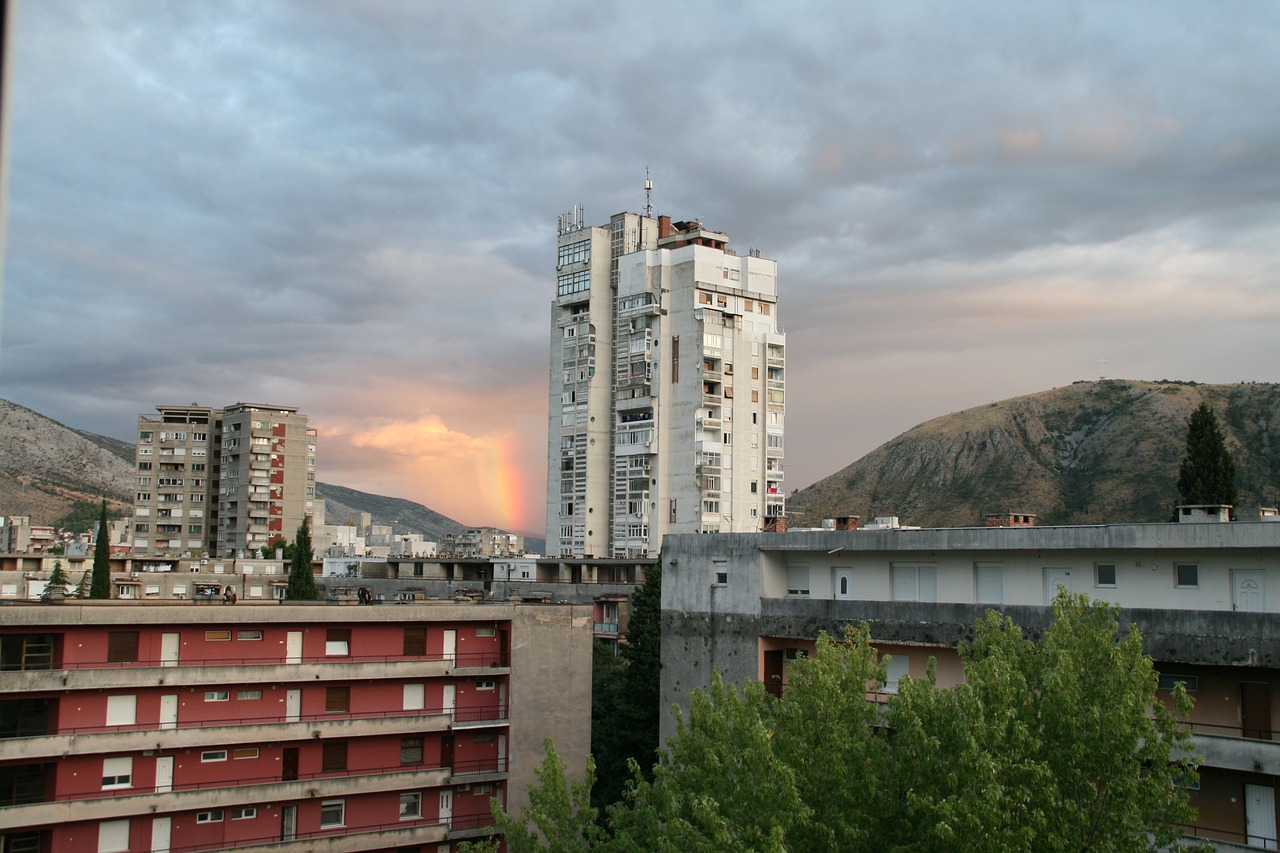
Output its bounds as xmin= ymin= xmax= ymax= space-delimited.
xmin=0 ymin=399 xmax=137 ymax=523
xmin=791 ymin=380 xmax=1280 ymax=528
xmin=0 ymin=397 xmax=477 ymax=541
xmin=316 ymin=482 xmax=469 ymax=543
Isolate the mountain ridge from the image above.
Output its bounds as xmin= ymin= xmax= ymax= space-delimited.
xmin=790 ymin=380 xmax=1280 ymax=528
xmin=0 ymin=397 xmax=486 ymax=542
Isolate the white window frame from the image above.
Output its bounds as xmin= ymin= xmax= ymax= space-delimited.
xmin=399 ymin=791 xmax=423 ymax=820
xmin=319 ymin=799 xmax=346 ymax=828
xmin=101 ymin=756 xmax=133 ymax=790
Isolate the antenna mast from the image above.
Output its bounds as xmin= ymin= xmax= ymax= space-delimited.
xmin=644 ymin=168 xmax=653 ymax=218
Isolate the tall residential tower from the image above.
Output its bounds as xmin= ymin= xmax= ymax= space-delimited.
xmin=547 ymin=209 xmax=785 ymax=558
xmin=131 ymin=403 xmax=316 ymax=558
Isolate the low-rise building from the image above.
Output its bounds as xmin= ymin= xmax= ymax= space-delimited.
xmin=660 ymin=510 xmax=1280 ymax=851
xmin=0 ymin=597 xmax=592 ymax=853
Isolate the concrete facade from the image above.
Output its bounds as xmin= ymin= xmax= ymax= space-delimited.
xmin=547 ymin=209 xmax=785 ymax=560
xmin=660 ymin=519 xmax=1280 ymax=849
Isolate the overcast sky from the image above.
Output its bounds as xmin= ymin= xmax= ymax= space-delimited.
xmin=3 ymin=1 xmax=1279 ymax=534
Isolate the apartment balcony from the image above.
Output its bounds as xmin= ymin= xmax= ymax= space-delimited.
xmin=1 ymin=655 xmax=510 ymax=695
xmin=1186 ymin=726 xmax=1280 ymax=775
xmin=0 ymin=765 xmax=452 ymax=828
xmin=0 ymin=710 xmax=454 ymax=763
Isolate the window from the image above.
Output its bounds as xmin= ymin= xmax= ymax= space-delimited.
xmin=786 ymin=565 xmax=810 ymax=597
xmin=714 ymin=560 xmax=728 ymax=585
xmin=196 ymin=810 xmax=224 ymax=824
xmin=201 ymin=750 xmax=228 ymax=762
xmin=105 ymin=694 xmax=137 ymax=726
xmin=232 ymin=747 xmax=259 ymax=759
xmin=400 ymin=791 xmax=423 ymax=820
xmin=205 ymin=691 xmax=230 ymax=702
xmin=1158 ymin=674 xmax=1199 ymax=692
xmin=893 ymin=564 xmax=937 ymax=602
xmin=107 ymin=631 xmax=139 ymax=663
xmin=319 ymin=799 xmax=345 ymax=828
xmin=326 ymin=628 xmax=351 ymax=656
xmin=325 ymin=686 xmax=350 ymax=713
xmin=232 ymin=807 xmax=256 ymax=820
xmin=237 ymin=690 xmax=262 ymax=701
xmin=206 ymin=630 xmax=231 ymax=641
xmin=1095 ymin=563 xmax=1117 ymax=587
xmin=101 ymin=756 xmax=133 ymax=789
xmin=884 ymin=655 xmax=910 ymax=694
xmin=401 ymin=736 xmax=424 ymax=765
xmin=476 ymin=679 xmax=496 ymax=691
xmin=975 ymin=563 xmax=1003 ymax=604
xmin=1176 ymin=563 xmax=1198 ymax=588
xmin=476 ymin=626 xmax=496 ymax=638
xmin=404 ymin=683 xmax=425 ymax=710
xmin=403 ymin=626 xmax=426 ymax=656
xmin=237 ymin=630 xmax=263 ymax=641
xmin=322 ymin=741 xmax=348 ymax=772
xmin=473 ymin=732 xmax=495 ymax=743
xmin=98 ymin=819 xmax=131 ymax=853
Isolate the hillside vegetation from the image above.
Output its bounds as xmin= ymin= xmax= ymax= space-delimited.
xmin=791 ymin=380 xmax=1280 ymax=528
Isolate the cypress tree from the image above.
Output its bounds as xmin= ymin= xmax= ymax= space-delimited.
xmin=286 ymin=516 xmax=319 ymax=600
xmin=1176 ymin=402 xmax=1238 ymax=506
xmin=89 ymin=500 xmax=112 ymax=599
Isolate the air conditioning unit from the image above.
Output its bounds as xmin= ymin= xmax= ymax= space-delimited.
xmin=457 ymin=784 xmax=472 ymax=792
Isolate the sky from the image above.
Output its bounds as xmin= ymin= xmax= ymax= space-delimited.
xmin=3 ymin=1 xmax=1279 ymax=535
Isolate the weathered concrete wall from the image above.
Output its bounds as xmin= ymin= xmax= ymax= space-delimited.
xmin=508 ymin=604 xmax=593 ymax=814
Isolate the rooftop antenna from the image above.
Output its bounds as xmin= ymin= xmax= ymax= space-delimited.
xmin=644 ymin=168 xmax=653 ymax=218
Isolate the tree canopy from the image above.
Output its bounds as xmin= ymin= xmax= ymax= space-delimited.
xmin=285 ymin=516 xmax=318 ymax=601
xmin=1177 ymin=402 xmax=1237 ymax=507
xmin=89 ymin=500 xmax=112 ymax=599
xmin=488 ymin=593 xmax=1199 ymax=853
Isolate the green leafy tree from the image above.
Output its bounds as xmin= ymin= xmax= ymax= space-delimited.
xmin=501 ymin=594 xmax=1198 ymax=852
xmin=463 ymin=739 xmax=602 ymax=853
xmin=43 ymin=559 xmax=70 ymax=599
xmin=259 ymin=534 xmax=292 ymax=560
xmin=1177 ymin=402 xmax=1238 ymax=506
xmin=89 ymin=500 xmax=112 ymax=599
xmin=285 ymin=517 xmax=318 ymax=600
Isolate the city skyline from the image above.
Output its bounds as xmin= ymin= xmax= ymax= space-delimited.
xmin=3 ymin=2 xmax=1279 ymax=534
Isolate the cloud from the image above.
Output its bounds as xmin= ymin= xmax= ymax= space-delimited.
xmin=4 ymin=0 xmax=1280 ymax=533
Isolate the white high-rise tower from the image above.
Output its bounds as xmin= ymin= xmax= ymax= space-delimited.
xmin=547 ymin=207 xmax=785 ymax=558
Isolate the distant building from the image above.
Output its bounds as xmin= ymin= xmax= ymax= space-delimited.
xmin=0 ymin=517 xmax=55 ymax=554
xmin=0 ymin=597 xmax=592 ymax=853
xmin=130 ymin=404 xmax=316 ymax=558
xmin=660 ymin=509 xmax=1280 ymax=849
xmin=547 ymin=208 xmax=786 ymax=559
xmin=439 ymin=529 xmax=524 ymax=559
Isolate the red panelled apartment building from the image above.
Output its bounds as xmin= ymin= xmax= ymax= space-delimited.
xmin=0 ymin=600 xmax=592 ymax=853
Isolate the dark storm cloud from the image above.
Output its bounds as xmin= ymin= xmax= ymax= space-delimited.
xmin=3 ymin=0 xmax=1279 ymax=527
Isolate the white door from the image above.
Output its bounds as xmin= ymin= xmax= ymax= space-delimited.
xmin=286 ymin=689 xmax=301 ymax=723
xmin=160 ymin=633 xmax=180 ymax=667
xmin=442 ymin=684 xmax=456 ymax=718
xmin=498 ymin=733 xmax=508 ymax=772
xmin=154 ymin=756 xmax=174 ymax=794
xmin=1044 ymin=569 xmax=1071 ymax=603
xmin=1245 ymin=784 xmax=1278 ymax=850
xmin=834 ymin=569 xmax=853 ymax=600
xmin=1234 ymin=570 xmax=1267 ymax=612
xmin=439 ymin=789 xmax=453 ymax=826
xmin=443 ymin=629 xmax=457 ymax=663
xmin=159 ymin=695 xmax=178 ymax=730
xmin=286 ymin=631 xmax=303 ymax=664
xmin=150 ymin=816 xmax=171 ymax=853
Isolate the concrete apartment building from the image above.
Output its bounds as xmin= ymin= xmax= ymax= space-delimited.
xmin=547 ymin=206 xmax=786 ymax=559
xmin=0 ymin=599 xmax=592 ymax=853
xmin=132 ymin=404 xmax=316 ymax=559
xmin=659 ymin=509 xmax=1280 ymax=850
